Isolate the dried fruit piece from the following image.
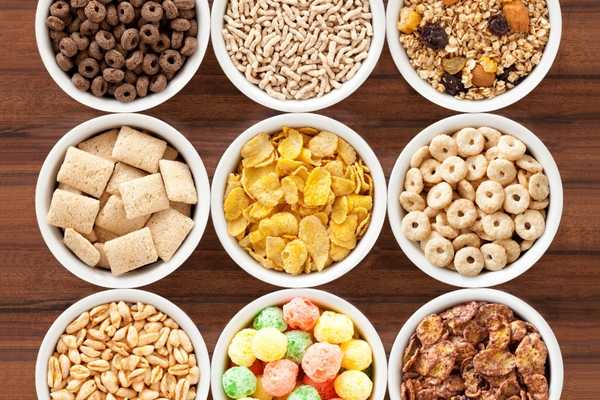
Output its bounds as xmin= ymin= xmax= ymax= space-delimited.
xmin=503 ymin=0 xmax=530 ymax=33
xmin=488 ymin=14 xmax=510 ymax=36
xmin=479 ymin=57 xmax=498 ymax=74
xmin=398 ymin=8 xmax=422 ymax=34
xmin=442 ymin=0 xmax=459 ymax=5
xmin=442 ymin=73 xmax=465 ymax=96
xmin=442 ymin=57 xmax=466 ymax=75
xmin=471 ymin=64 xmax=495 ymax=87
xmin=419 ymin=23 xmax=448 ymax=50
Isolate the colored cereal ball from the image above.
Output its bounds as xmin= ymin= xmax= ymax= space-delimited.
xmin=334 ymin=371 xmax=373 ymax=400
xmin=303 ymin=375 xmax=337 ymax=400
xmin=340 ymin=339 xmax=372 ymax=371
xmin=253 ymin=306 xmax=288 ymax=332
xmin=314 ymin=311 xmax=354 ymax=344
xmin=252 ymin=327 xmax=288 ymax=362
xmin=222 ymin=366 xmax=257 ymax=399
xmin=288 ymin=385 xmax=321 ymax=400
xmin=286 ymin=330 xmax=313 ymax=364
xmin=262 ymin=359 xmax=299 ymax=397
xmin=283 ymin=297 xmax=321 ymax=331
xmin=301 ymin=342 xmax=343 ymax=383
xmin=229 ymin=329 xmax=257 ymax=367
xmin=249 ymin=360 xmax=265 ymax=376
xmin=254 ymin=376 xmax=273 ymax=400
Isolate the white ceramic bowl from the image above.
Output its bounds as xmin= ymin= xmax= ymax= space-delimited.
xmin=35 ymin=0 xmax=211 ymax=113
xmin=386 ymin=0 xmax=562 ymax=112
xmin=35 ymin=289 xmax=211 ymax=400
xmin=388 ymin=113 xmax=563 ymax=288
xmin=211 ymin=288 xmax=387 ymax=400
xmin=210 ymin=0 xmax=385 ymax=112
xmin=35 ymin=113 xmax=211 ymax=288
xmin=388 ymin=288 xmax=564 ymax=399
xmin=211 ymin=113 xmax=387 ymax=288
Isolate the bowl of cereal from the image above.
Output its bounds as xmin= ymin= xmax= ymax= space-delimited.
xmin=35 ymin=288 xmax=211 ymax=400
xmin=211 ymin=113 xmax=387 ymax=288
xmin=387 ymin=113 xmax=562 ymax=287
xmin=35 ymin=113 xmax=211 ymax=288
xmin=210 ymin=0 xmax=385 ymax=112
xmin=35 ymin=0 xmax=211 ymax=112
xmin=386 ymin=0 xmax=561 ymax=112
xmin=388 ymin=288 xmax=563 ymax=399
xmin=211 ymin=289 xmax=387 ymax=400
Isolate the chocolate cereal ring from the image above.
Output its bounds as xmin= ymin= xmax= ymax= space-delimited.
xmin=56 ymin=53 xmax=74 ymax=72
xmin=152 ymin=33 xmax=170 ymax=53
xmin=90 ymin=75 xmax=107 ymax=96
xmin=420 ymin=159 xmax=442 ymax=184
xmin=114 ymin=82 xmax=137 ymax=102
xmin=498 ymin=135 xmax=526 ymax=161
xmin=104 ymin=49 xmax=124 ymax=68
xmin=181 ymin=36 xmax=198 ymax=57
xmin=528 ymin=173 xmax=549 ymax=201
xmin=424 ymin=236 xmax=454 ymax=268
xmin=399 ymin=191 xmax=426 ymax=212
xmin=159 ymin=49 xmax=183 ymax=74
xmin=402 ymin=211 xmax=431 ymax=241
xmin=456 ymin=127 xmax=485 ymax=157
xmin=46 ymin=16 xmax=66 ymax=31
xmin=174 ymin=0 xmax=195 ymax=10
xmin=171 ymin=31 xmax=184 ymax=49
xmin=486 ymin=159 xmax=516 ymax=186
xmin=136 ymin=75 xmax=150 ymax=97
xmin=170 ymin=17 xmax=191 ymax=32
xmin=71 ymin=72 xmax=90 ymax=91
xmin=87 ymin=40 xmax=104 ymax=60
xmin=480 ymin=243 xmax=507 ymax=271
xmin=120 ymin=28 xmax=139 ymax=51
xmin=446 ymin=199 xmax=477 ymax=229
xmin=427 ymin=182 xmax=453 ymax=210
xmin=430 ymin=134 xmax=458 ymax=162
xmin=404 ymin=167 xmax=424 ymax=194
xmin=78 ymin=57 xmax=100 ymax=78
xmin=142 ymin=53 xmax=160 ymax=75
xmin=481 ymin=212 xmax=514 ymax=240
xmin=59 ymin=36 xmax=78 ymax=57
xmin=503 ymin=184 xmax=530 ymax=214
xmin=475 ymin=180 xmax=504 ymax=214
xmin=125 ymin=50 xmax=143 ymax=71
xmin=117 ymin=2 xmax=135 ymax=24
xmin=162 ymin=0 xmax=179 ymax=19
xmin=149 ymin=73 xmax=168 ymax=93
xmin=70 ymin=32 xmax=89 ymax=50
xmin=140 ymin=23 xmax=160 ymax=44
xmin=141 ymin=1 xmax=164 ymax=22
xmin=95 ymin=30 xmax=115 ymax=50
xmin=454 ymin=246 xmax=484 ymax=276
xmin=51 ymin=1 xmax=71 ymax=18
xmin=515 ymin=210 xmax=545 ymax=241
xmin=439 ymin=156 xmax=467 ymax=184
xmin=410 ymin=146 xmax=430 ymax=168
xmin=84 ymin=1 xmax=106 ymax=23
xmin=102 ymin=67 xmax=125 ymax=83
xmin=80 ymin=19 xmax=100 ymax=36
xmin=465 ymin=154 xmax=488 ymax=181
xmin=70 ymin=0 xmax=88 ymax=8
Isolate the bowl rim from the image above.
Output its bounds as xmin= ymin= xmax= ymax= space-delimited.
xmin=387 ymin=288 xmax=564 ymax=400
xmin=387 ymin=113 xmax=563 ymax=288
xmin=35 ymin=288 xmax=212 ymax=400
xmin=210 ymin=113 xmax=387 ymax=288
xmin=34 ymin=113 xmax=211 ymax=289
xmin=34 ymin=0 xmax=211 ymax=113
xmin=210 ymin=288 xmax=388 ymax=400
xmin=385 ymin=0 xmax=563 ymax=112
xmin=209 ymin=0 xmax=385 ymax=113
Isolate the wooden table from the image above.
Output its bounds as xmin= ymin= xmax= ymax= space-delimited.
xmin=1 ymin=0 xmax=598 ymax=398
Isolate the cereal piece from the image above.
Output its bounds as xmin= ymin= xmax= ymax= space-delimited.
xmin=528 ymin=173 xmax=549 ymax=201
xmin=77 ymin=129 xmax=118 ymax=160
xmin=119 ymin=173 xmax=170 ymax=219
xmin=473 ymin=348 xmax=516 ymax=376
xmin=420 ymin=159 xmax=442 ymax=184
xmin=285 ymin=330 xmax=313 ymax=364
xmin=105 ymin=162 xmax=147 ymax=195
xmin=424 ymin=235 xmax=454 ymax=267
xmin=94 ymin=243 xmax=110 ymax=269
xmin=57 ymin=182 xmax=81 ymax=194
xmin=482 ymin=212 xmax=514 ymax=240
xmin=399 ymin=191 xmax=426 ymax=212
xmin=304 ymin=167 xmax=332 ymax=207
xmin=521 ymin=240 xmax=534 ymax=251
xmin=283 ymin=297 xmax=320 ymax=331
xmin=453 ymin=233 xmax=481 ymax=250
xmin=487 ymin=159 xmax=517 ymax=186
xmin=288 ymin=385 xmax=320 ymax=400
xmin=497 ymin=136 xmax=526 ymax=161
xmin=302 ymin=343 xmax=342 ymax=383
xmin=159 ymin=159 xmax=198 ymax=204
xmin=516 ymin=155 xmax=543 ymax=173
xmin=427 ymin=182 xmax=453 ymax=210
xmin=57 ymin=146 xmax=115 ymax=198
xmin=485 ymin=146 xmax=503 ymax=162
xmin=308 ymin=131 xmax=338 ymax=158
xmin=402 ymin=211 xmax=431 ymax=241
xmin=514 ymin=210 xmax=545 ymax=241
xmin=455 ymin=128 xmax=485 ymax=157
xmin=96 ymin=195 xmax=150 ymax=235
xmin=446 ymin=199 xmax=477 ymax=229
xmin=529 ymin=199 xmax=549 ymax=210
xmin=524 ymin=374 xmax=549 ymax=399
xmin=252 ymin=327 xmax=288 ymax=362
xmin=457 ymin=180 xmax=475 ymax=201
xmin=302 ymin=376 xmax=336 ymax=400
xmin=47 ymin=189 xmax=100 ymax=234
xmin=478 ymin=127 xmax=502 ymax=149
xmin=170 ymin=201 xmax=192 ymax=217
xmin=281 ymin=240 xmax=308 ymax=275
xmin=398 ymin=8 xmax=422 ymax=34
xmin=475 ymin=180 xmax=505 ymax=214
xmin=95 ymin=226 xmax=119 ymax=242
xmin=334 ymin=371 xmax=372 ymax=400
xmin=253 ymin=307 xmax=287 ymax=332
xmin=222 ymin=366 xmax=257 ymax=399
xmin=432 ymin=213 xmax=459 ymax=239
xmin=502 ymin=183 xmax=530 ymax=215
xmin=480 ymin=243 xmax=507 ymax=271
xmin=63 ymin=228 xmax=100 ymax=266
xmin=439 ymin=156 xmax=467 ymax=184
xmin=515 ymin=333 xmax=548 ymax=375
xmin=465 ymin=154 xmax=488 ymax=181
xmin=112 ymin=126 xmax=167 ymax=173
xmin=162 ymin=145 xmax=178 ymax=161
xmin=454 ymin=246 xmax=484 ymax=276
xmin=404 ymin=167 xmax=424 ymax=193
xmin=410 ymin=146 xmax=430 ymax=168
xmin=228 ymin=329 xmax=257 ymax=367
xmin=146 ymin=208 xmax=194 ymax=261
xmin=262 ymin=359 xmax=298 ymax=397
xmin=314 ymin=311 xmax=354 ymax=344
xmin=104 ymin=227 xmax=158 ymax=275
xmin=340 ymin=339 xmax=372 ymax=371
xmin=494 ymin=239 xmax=521 ymax=263
xmin=298 ymin=215 xmax=330 ymax=270
xmin=429 ymin=134 xmax=458 ymax=162
xmin=416 ymin=314 xmax=443 ymax=346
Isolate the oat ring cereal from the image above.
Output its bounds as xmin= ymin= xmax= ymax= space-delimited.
xmin=399 ymin=127 xmax=550 ymax=276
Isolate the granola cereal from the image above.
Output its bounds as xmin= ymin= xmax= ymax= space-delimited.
xmin=397 ymin=0 xmax=550 ymax=99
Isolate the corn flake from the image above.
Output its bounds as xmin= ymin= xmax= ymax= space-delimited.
xmin=304 ymin=167 xmax=332 ymax=207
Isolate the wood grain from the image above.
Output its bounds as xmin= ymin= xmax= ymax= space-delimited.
xmin=0 ymin=1 xmax=599 ymax=398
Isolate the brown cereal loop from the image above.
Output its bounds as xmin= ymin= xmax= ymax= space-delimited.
xmin=171 ymin=31 xmax=184 ymax=49
xmin=455 ymin=127 xmax=485 ymax=157
xmin=494 ymin=239 xmax=521 ymax=263
xmin=475 ymin=180 xmax=505 ymax=214
xmin=102 ymin=67 xmax=125 ymax=83
xmin=71 ymin=32 xmax=89 ymax=51
xmin=487 ymin=159 xmax=517 ymax=186
xmin=454 ymin=246 xmax=484 ymax=277
xmin=143 ymin=53 xmax=160 ymax=75
xmin=149 ymin=73 xmax=168 ymax=93
xmin=78 ymin=57 xmax=100 ymax=78
xmin=141 ymin=1 xmax=164 ymax=22
xmin=71 ymin=73 xmax=90 ymax=91
xmin=87 ymin=40 xmax=103 ymax=60
xmin=120 ymin=28 xmax=140 ymax=51
xmin=481 ymin=243 xmax=507 ymax=271
xmin=410 ymin=146 xmax=430 ymax=168
xmin=503 ymin=184 xmax=530 ymax=215
xmin=174 ymin=0 xmax=195 ymax=9
xmin=402 ymin=211 xmax=431 ymax=241
xmin=457 ymin=180 xmax=475 ymax=201
xmin=453 ymin=233 xmax=481 ymax=250
xmin=159 ymin=49 xmax=183 ymax=73
xmin=114 ymin=82 xmax=137 ymax=102
xmin=427 ymin=182 xmax=453 ymax=210
xmin=95 ymin=30 xmax=115 ymax=50
xmin=446 ymin=199 xmax=477 ymax=229
xmin=117 ymin=1 xmax=135 ymax=24
xmin=399 ymin=191 xmax=426 ymax=212
xmin=46 ymin=16 xmax=66 ymax=31
xmin=420 ymin=159 xmax=442 ymax=184
xmin=528 ymin=173 xmax=549 ymax=201
xmin=56 ymin=53 xmax=74 ymax=71
xmin=125 ymin=50 xmax=144 ymax=70
xmin=516 ymin=155 xmax=543 ymax=173
xmin=498 ymin=135 xmax=526 ymax=161
xmin=152 ymin=33 xmax=171 ymax=52
xmin=404 ymin=167 xmax=424 ymax=194
xmin=51 ymin=1 xmax=70 ymax=18
xmin=80 ymin=20 xmax=100 ymax=36
xmin=515 ymin=210 xmax=545 ymax=241
xmin=439 ymin=156 xmax=467 ymax=184
xmin=70 ymin=0 xmax=88 ymax=8
xmin=170 ymin=18 xmax=191 ymax=32
xmin=424 ymin=236 xmax=454 ymax=268
xmin=106 ymin=4 xmax=118 ymax=25
xmin=140 ymin=23 xmax=160 ymax=44
xmin=162 ymin=0 xmax=179 ymax=19
xmin=136 ymin=75 xmax=150 ymax=97
xmin=104 ymin=49 xmax=125 ymax=68
xmin=482 ymin=212 xmax=514 ymax=240
xmin=181 ymin=36 xmax=198 ymax=57
xmin=58 ymin=37 xmax=78 ymax=57
xmin=465 ymin=154 xmax=488 ymax=181
xmin=112 ymin=23 xmax=126 ymax=41
xmin=429 ymin=134 xmax=458 ymax=162
xmin=180 ymin=8 xmax=196 ymax=18
xmin=84 ymin=1 xmax=106 ymax=23
xmin=90 ymin=75 xmax=108 ymax=96
xmin=478 ymin=127 xmax=502 ymax=149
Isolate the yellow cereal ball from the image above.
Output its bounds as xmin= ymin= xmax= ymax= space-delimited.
xmin=253 ymin=376 xmax=273 ymax=400
xmin=341 ymin=339 xmax=372 ymax=371
xmin=314 ymin=311 xmax=354 ymax=344
xmin=334 ymin=370 xmax=373 ymax=400
xmin=252 ymin=327 xmax=288 ymax=362
xmin=228 ymin=329 xmax=258 ymax=367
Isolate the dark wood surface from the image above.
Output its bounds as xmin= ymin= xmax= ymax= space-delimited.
xmin=1 ymin=0 xmax=599 ymax=398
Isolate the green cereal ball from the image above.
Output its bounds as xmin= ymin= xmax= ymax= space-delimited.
xmin=222 ymin=366 xmax=257 ymax=399
xmin=286 ymin=330 xmax=313 ymax=364
xmin=288 ymin=385 xmax=321 ymax=400
xmin=253 ymin=306 xmax=287 ymax=332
